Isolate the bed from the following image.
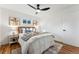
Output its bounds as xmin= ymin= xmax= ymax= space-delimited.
xmin=18 ymin=32 xmax=63 ymax=54
xmin=18 ymin=26 xmax=63 ymax=54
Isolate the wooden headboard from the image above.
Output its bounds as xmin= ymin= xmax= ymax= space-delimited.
xmin=18 ymin=26 xmax=36 ymax=33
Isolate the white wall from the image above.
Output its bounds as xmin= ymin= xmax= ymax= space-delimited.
xmin=0 ymin=9 xmax=1 ymax=31
xmin=38 ymin=5 xmax=79 ymax=47
xmin=0 ymin=7 xmax=38 ymax=45
xmin=60 ymin=5 xmax=79 ymax=47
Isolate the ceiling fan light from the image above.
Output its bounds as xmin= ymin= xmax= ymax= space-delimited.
xmin=36 ymin=10 xmax=40 ymax=12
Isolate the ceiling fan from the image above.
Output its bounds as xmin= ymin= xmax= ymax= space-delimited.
xmin=27 ymin=4 xmax=50 ymax=14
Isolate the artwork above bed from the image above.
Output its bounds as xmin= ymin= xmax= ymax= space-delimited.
xmin=22 ymin=19 xmax=31 ymax=25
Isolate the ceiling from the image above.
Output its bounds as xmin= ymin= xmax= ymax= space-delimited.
xmin=0 ymin=4 xmax=74 ymax=16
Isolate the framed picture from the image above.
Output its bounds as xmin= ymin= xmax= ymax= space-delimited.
xmin=27 ymin=20 xmax=31 ymax=24
xmin=22 ymin=19 xmax=32 ymax=25
xmin=33 ymin=20 xmax=38 ymax=26
xmin=23 ymin=19 xmax=27 ymax=24
xmin=9 ymin=17 xmax=20 ymax=26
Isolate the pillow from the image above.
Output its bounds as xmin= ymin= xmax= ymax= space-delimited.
xmin=21 ymin=33 xmax=33 ymax=41
xmin=21 ymin=32 xmax=39 ymax=41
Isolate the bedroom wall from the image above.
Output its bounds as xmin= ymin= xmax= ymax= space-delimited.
xmin=60 ymin=5 xmax=79 ymax=47
xmin=38 ymin=5 xmax=79 ymax=47
xmin=0 ymin=9 xmax=1 ymax=33
xmin=0 ymin=7 xmax=38 ymax=45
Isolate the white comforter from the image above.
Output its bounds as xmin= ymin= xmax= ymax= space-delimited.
xmin=18 ymin=32 xmax=56 ymax=54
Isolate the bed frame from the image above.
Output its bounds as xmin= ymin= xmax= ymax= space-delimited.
xmin=18 ymin=26 xmax=36 ymax=33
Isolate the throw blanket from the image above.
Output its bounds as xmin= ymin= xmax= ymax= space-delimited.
xmin=18 ymin=32 xmax=56 ymax=54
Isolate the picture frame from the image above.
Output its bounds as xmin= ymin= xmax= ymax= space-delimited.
xmin=23 ymin=19 xmax=27 ymax=24
xmin=22 ymin=19 xmax=31 ymax=25
xmin=9 ymin=17 xmax=20 ymax=26
xmin=27 ymin=20 xmax=31 ymax=24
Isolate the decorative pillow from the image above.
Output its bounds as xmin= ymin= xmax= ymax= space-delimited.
xmin=21 ymin=32 xmax=39 ymax=41
xmin=21 ymin=33 xmax=33 ymax=41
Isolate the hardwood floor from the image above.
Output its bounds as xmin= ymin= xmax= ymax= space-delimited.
xmin=0 ymin=42 xmax=21 ymax=54
xmin=0 ymin=42 xmax=79 ymax=54
xmin=55 ymin=41 xmax=79 ymax=54
xmin=59 ymin=44 xmax=79 ymax=54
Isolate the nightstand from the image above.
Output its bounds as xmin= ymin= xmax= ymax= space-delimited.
xmin=8 ymin=35 xmax=19 ymax=53
xmin=8 ymin=35 xmax=19 ymax=44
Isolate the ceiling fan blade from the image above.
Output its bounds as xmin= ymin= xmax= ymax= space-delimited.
xmin=40 ymin=7 xmax=50 ymax=11
xmin=27 ymin=4 xmax=36 ymax=10
xmin=37 ymin=4 xmax=40 ymax=9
